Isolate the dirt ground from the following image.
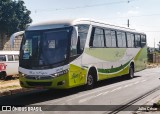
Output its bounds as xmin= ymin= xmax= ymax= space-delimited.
xmin=0 ymin=78 xmax=21 ymax=92
xmin=147 ymin=63 xmax=160 ymax=68
xmin=0 ymin=79 xmax=19 ymax=88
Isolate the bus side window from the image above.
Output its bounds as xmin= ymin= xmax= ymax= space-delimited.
xmin=117 ymin=31 xmax=126 ymax=48
xmin=141 ymin=35 xmax=146 ymax=47
xmin=131 ymin=34 xmax=135 ymax=47
xmin=110 ymin=30 xmax=117 ymax=47
xmin=122 ymin=32 xmax=126 ymax=47
xmin=104 ymin=29 xmax=112 ymax=47
xmin=14 ymin=55 xmax=19 ymax=61
xmin=127 ymin=33 xmax=134 ymax=48
xmin=8 ymin=55 xmax=14 ymax=61
xmin=77 ymin=25 xmax=89 ymax=52
xmin=92 ymin=28 xmax=105 ymax=47
xmin=70 ymin=27 xmax=78 ymax=56
xmin=135 ymin=34 xmax=141 ymax=47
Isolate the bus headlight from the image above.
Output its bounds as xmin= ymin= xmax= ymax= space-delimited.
xmin=51 ymin=69 xmax=69 ymax=77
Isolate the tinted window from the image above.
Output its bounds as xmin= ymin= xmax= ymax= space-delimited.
xmin=78 ymin=25 xmax=89 ymax=51
xmin=127 ymin=33 xmax=134 ymax=47
xmin=135 ymin=34 xmax=141 ymax=47
xmin=70 ymin=28 xmax=78 ymax=56
xmin=122 ymin=32 xmax=126 ymax=47
xmin=43 ymin=30 xmax=69 ymax=64
xmin=92 ymin=28 xmax=104 ymax=47
xmin=141 ymin=35 xmax=146 ymax=47
xmin=117 ymin=31 xmax=126 ymax=47
xmin=105 ymin=30 xmax=112 ymax=47
xmin=110 ymin=30 xmax=117 ymax=47
xmin=20 ymin=27 xmax=72 ymax=69
xmin=22 ymin=28 xmax=70 ymax=66
xmin=14 ymin=55 xmax=19 ymax=61
xmin=0 ymin=55 xmax=6 ymax=61
xmin=104 ymin=30 xmax=117 ymax=47
xmin=8 ymin=55 xmax=13 ymax=61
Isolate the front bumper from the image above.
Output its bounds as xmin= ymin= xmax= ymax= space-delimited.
xmin=19 ymin=73 xmax=69 ymax=89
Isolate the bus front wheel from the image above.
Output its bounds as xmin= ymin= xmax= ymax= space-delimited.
xmin=86 ymin=74 xmax=94 ymax=90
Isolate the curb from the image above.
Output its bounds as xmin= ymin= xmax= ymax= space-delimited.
xmin=0 ymin=88 xmax=37 ymax=97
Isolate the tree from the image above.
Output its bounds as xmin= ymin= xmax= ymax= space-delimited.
xmin=0 ymin=0 xmax=32 ymax=39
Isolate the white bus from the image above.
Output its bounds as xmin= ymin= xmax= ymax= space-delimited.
xmin=0 ymin=51 xmax=19 ymax=79
xmin=11 ymin=19 xmax=147 ymax=89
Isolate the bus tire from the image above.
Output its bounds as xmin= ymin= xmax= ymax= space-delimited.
xmin=128 ymin=65 xmax=134 ymax=79
xmin=86 ymin=74 xmax=95 ymax=90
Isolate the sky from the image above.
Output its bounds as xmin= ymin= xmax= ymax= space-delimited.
xmin=22 ymin=0 xmax=160 ymax=48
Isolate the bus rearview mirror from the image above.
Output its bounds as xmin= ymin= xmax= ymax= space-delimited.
xmin=10 ymin=31 xmax=24 ymax=48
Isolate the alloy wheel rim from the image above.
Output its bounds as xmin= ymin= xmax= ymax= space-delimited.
xmin=87 ymin=75 xmax=93 ymax=85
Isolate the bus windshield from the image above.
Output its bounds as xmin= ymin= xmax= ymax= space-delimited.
xmin=20 ymin=27 xmax=72 ymax=69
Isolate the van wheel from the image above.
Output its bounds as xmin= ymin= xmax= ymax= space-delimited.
xmin=0 ymin=72 xmax=6 ymax=80
xmin=128 ymin=65 xmax=134 ymax=79
xmin=86 ymin=74 xmax=94 ymax=89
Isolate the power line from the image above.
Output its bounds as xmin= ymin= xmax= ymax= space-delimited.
xmin=132 ymin=14 xmax=160 ymax=18
xmin=123 ymin=24 xmax=160 ymax=28
xmin=134 ymin=25 xmax=160 ymax=27
xmin=109 ymin=13 xmax=160 ymax=21
xmin=34 ymin=0 xmax=135 ymax=13
xmin=143 ymin=31 xmax=160 ymax=33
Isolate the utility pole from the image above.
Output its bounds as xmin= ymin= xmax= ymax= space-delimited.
xmin=127 ymin=19 xmax=130 ymax=27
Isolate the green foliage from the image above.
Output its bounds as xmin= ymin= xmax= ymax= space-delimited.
xmin=0 ymin=0 xmax=32 ymax=36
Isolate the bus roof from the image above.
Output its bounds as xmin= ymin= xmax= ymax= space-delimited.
xmin=0 ymin=51 xmax=19 ymax=55
xmin=27 ymin=18 xmax=145 ymax=34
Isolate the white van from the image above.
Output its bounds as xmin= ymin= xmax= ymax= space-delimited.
xmin=0 ymin=51 xmax=19 ymax=79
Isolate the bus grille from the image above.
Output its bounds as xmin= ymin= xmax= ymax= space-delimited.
xmin=26 ymin=82 xmax=52 ymax=86
xmin=25 ymin=76 xmax=53 ymax=80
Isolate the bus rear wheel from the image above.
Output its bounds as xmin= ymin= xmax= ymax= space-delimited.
xmin=128 ymin=65 xmax=134 ymax=79
xmin=86 ymin=74 xmax=94 ymax=90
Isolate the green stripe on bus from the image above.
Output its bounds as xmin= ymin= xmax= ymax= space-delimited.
xmin=97 ymin=60 xmax=131 ymax=74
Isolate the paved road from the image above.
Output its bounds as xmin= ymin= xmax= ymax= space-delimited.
xmin=0 ymin=68 xmax=160 ymax=114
